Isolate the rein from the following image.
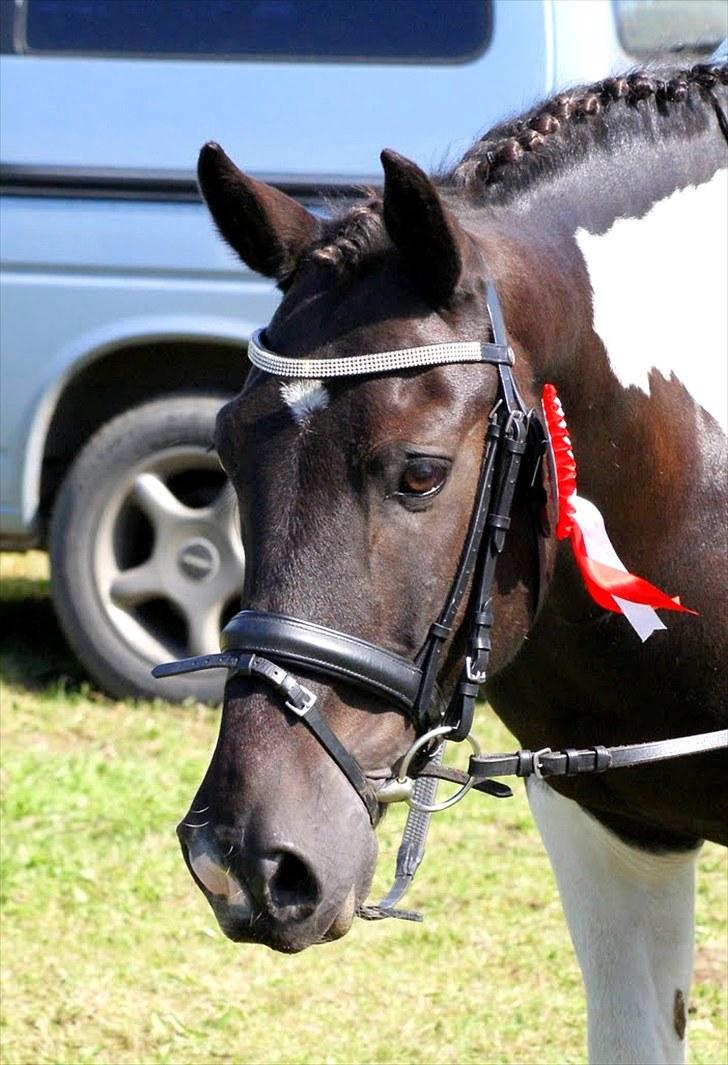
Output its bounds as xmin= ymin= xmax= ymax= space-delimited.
xmin=153 ymin=279 xmax=728 ymax=921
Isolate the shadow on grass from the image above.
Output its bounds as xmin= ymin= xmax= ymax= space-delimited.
xmin=0 ymin=577 xmax=88 ymax=692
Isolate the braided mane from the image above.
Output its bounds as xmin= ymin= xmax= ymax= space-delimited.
xmin=312 ymin=63 xmax=727 ymax=269
xmin=449 ymin=63 xmax=727 ymax=200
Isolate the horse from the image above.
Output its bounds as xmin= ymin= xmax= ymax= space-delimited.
xmin=162 ymin=65 xmax=728 ymax=1063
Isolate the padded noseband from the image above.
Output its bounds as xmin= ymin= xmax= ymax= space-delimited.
xmin=220 ymin=611 xmax=423 ymax=714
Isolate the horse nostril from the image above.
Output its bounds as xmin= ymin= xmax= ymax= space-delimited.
xmin=269 ymin=850 xmax=320 ymax=913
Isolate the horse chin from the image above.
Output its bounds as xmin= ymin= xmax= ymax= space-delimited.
xmin=210 ymin=882 xmax=361 ymax=953
xmin=320 ymin=885 xmax=357 ymax=942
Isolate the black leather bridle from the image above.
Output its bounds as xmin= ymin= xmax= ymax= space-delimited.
xmin=154 ymin=280 xmax=727 ymax=908
xmin=154 ymin=281 xmax=541 ymax=823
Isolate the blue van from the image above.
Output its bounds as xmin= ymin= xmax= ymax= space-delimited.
xmin=1 ymin=0 xmax=723 ymax=700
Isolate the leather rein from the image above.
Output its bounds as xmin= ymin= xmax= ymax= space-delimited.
xmin=153 ymin=279 xmax=727 ymax=918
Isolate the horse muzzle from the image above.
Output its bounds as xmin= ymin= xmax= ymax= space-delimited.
xmin=177 ymin=813 xmax=366 ymax=952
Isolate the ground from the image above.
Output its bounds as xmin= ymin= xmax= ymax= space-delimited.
xmin=1 ymin=552 xmax=726 ymax=1064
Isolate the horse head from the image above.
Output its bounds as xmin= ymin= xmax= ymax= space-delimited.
xmin=177 ymin=143 xmax=552 ymax=952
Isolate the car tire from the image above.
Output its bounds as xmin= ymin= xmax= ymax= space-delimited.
xmin=49 ymin=393 xmax=244 ymax=703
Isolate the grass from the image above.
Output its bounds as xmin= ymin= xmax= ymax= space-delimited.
xmin=1 ymin=552 xmax=726 ymax=1064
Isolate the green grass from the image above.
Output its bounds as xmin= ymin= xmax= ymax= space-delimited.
xmin=1 ymin=553 xmax=726 ymax=1064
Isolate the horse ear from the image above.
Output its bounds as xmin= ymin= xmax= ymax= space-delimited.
xmin=380 ymin=148 xmax=464 ymax=307
xmin=197 ymin=142 xmax=319 ymax=284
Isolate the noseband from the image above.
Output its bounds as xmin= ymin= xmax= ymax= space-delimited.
xmin=154 ymin=281 xmax=540 ymax=824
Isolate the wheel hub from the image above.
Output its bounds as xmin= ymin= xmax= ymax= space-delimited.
xmin=177 ymin=537 xmax=221 ymax=582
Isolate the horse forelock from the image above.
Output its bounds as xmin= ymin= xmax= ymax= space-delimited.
xmin=309 ymin=196 xmax=387 ymax=275
xmin=447 ymin=63 xmax=727 ymax=203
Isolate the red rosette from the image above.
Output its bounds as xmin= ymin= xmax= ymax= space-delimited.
xmin=541 ymin=383 xmax=577 ymax=540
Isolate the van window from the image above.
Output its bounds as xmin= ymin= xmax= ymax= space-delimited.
xmin=614 ymin=0 xmax=726 ymax=57
xmin=20 ymin=0 xmax=492 ymax=63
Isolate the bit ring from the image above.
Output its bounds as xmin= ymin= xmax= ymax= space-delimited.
xmin=398 ymin=725 xmax=481 ymax=813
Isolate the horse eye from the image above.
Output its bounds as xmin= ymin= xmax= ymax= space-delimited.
xmin=398 ymin=459 xmax=448 ymax=497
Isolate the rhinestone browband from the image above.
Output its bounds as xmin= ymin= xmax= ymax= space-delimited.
xmin=247 ymin=328 xmax=514 ymax=379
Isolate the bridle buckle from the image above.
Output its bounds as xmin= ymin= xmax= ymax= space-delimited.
xmin=465 ymin=656 xmax=487 ymax=684
xmin=285 ymin=685 xmax=317 ymax=717
xmin=532 ymin=747 xmax=552 ymax=778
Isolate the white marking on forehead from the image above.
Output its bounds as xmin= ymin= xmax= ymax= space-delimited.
xmin=280 ymin=378 xmax=330 ymax=426
xmin=576 ymin=167 xmax=727 ymax=433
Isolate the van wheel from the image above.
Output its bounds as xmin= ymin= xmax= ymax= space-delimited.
xmin=49 ymin=394 xmax=244 ymax=703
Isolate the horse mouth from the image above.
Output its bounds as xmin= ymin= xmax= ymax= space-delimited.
xmin=181 ymin=831 xmax=370 ymax=952
xmin=212 ymin=884 xmax=359 ymax=952
xmin=319 ymin=886 xmax=357 ymax=942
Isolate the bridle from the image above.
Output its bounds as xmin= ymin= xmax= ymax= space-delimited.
xmin=154 ymin=279 xmax=727 ymax=918
xmin=154 ymin=282 xmax=539 ymax=816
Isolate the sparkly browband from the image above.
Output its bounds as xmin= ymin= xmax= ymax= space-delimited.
xmin=247 ymin=328 xmax=514 ymax=379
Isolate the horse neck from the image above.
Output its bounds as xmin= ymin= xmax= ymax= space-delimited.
xmin=467 ymin=204 xmax=705 ymax=553
xmin=471 ymin=215 xmax=613 ymax=482
xmin=454 ymin=107 xmax=726 ymax=434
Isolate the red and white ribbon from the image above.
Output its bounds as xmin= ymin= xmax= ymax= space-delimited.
xmin=541 ymin=384 xmax=696 ymax=641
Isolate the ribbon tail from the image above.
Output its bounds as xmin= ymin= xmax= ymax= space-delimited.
xmin=569 ymin=496 xmax=697 ymax=641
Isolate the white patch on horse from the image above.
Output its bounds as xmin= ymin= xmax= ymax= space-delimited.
xmin=528 ymin=777 xmax=697 ymax=1064
xmin=280 ymin=379 xmax=330 ymax=426
xmin=576 ymin=167 xmax=728 ymax=433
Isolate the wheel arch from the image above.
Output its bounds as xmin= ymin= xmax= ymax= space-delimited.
xmin=25 ymin=321 xmax=252 ymax=543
